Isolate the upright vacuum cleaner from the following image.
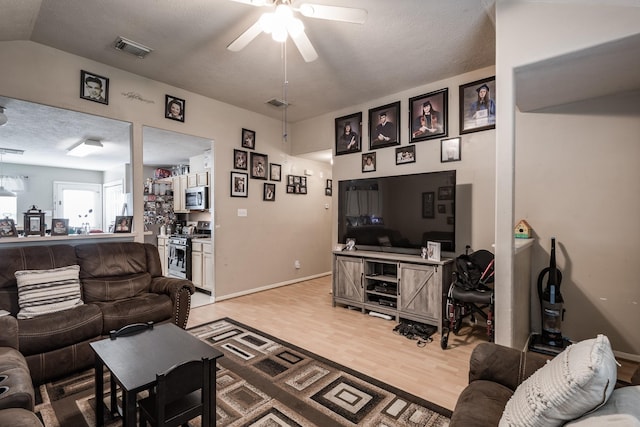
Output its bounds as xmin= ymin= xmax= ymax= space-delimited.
xmin=529 ymin=237 xmax=570 ymax=355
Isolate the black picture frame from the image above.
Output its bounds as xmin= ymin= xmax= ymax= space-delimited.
xmin=422 ymin=192 xmax=435 ymax=218
xmin=409 ymin=88 xmax=448 ymax=143
xmin=0 ymin=218 xmax=17 ymax=238
xmin=362 ymin=152 xmax=376 ymax=173
xmin=438 ymin=204 xmax=446 ymax=214
xmin=395 ymin=145 xmax=416 ymax=165
xmin=287 ymin=175 xmax=307 ymax=194
xmin=441 ymin=137 xmax=461 ymax=162
xmin=114 ymin=216 xmax=133 ymax=233
xmin=438 ymin=186 xmax=454 ymax=200
xmin=325 ymin=187 xmax=332 ymax=196
xmin=242 ymin=128 xmax=256 ymax=149
xmin=369 ymin=101 xmax=401 ymax=150
xmin=263 ymin=183 xmax=276 ymax=201
xmin=165 ymin=95 xmax=185 ymax=122
xmin=459 ymin=76 xmax=496 ymax=134
xmin=326 ymin=179 xmax=332 ymax=189
xmin=335 ymin=112 xmax=362 ymax=155
xmin=286 ymin=185 xmax=295 ymax=194
xmin=270 ymin=163 xmax=281 ymax=181
xmin=80 ymin=70 xmax=109 ymax=105
xmin=230 ymin=172 xmax=248 ymax=197
xmin=250 ymin=152 xmax=268 ymax=179
xmin=234 ymin=149 xmax=248 ymax=170
xmin=51 ymin=218 xmax=69 ymax=236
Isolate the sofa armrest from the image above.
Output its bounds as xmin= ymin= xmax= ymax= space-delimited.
xmin=0 ymin=314 xmax=19 ymax=349
xmin=469 ymin=342 xmax=549 ymax=391
xmin=149 ymin=277 xmax=195 ymax=328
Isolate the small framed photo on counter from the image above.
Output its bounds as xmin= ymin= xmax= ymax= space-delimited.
xmin=51 ymin=218 xmax=69 ymax=236
xmin=114 ymin=216 xmax=133 ymax=233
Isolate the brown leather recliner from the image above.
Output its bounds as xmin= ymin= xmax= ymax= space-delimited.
xmin=0 ymin=241 xmax=195 ymax=385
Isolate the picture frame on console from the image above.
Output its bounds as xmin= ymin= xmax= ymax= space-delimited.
xmin=460 ymin=76 xmax=496 ymax=134
xmin=114 ymin=216 xmax=133 ymax=233
xmin=51 ymin=218 xmax=69 ymax=236
xmin=369 ymin=101 xmax=400 ymax=149
xmin=0 ymin=218 xmax=17 ymax=238
xmin=230 ymin=172 xmax=248 ymax=198
xmin=335 ymin=112 xmax=362 ymax=155
xmin=409 ymin=88 xmax=448 ymax=143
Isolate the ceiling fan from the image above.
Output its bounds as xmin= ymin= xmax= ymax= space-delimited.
xmin=227 ymin=0 xmax=367 ymax=62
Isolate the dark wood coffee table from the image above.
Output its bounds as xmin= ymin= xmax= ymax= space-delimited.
xmin=90 ymin=322 xmax=223 ymax=427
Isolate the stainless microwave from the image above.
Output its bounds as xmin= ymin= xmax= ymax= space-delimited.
xmin=185 ymin=186 xmax=209 ymax=210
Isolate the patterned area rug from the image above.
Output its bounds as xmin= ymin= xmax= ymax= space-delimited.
xmin=35 ymin=317 xmax=451 ymax=426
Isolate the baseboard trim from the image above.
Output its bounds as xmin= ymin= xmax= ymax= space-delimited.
xmin=213 ymin=271 xmax=331 ymax=302
xmin=614 ymin=350 xmax=640 ymax=363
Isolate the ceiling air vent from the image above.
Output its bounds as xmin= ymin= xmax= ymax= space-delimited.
xmin=266 ymin=98 xmax=290 ymax=108
xmin=113 ymin=36 xmax=153 ymax=58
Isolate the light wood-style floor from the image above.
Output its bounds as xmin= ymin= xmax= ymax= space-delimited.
xmin=187 ymin=274 xmax=487 ymax=411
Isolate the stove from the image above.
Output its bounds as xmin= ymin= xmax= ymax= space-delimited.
xmin=167 ymin=221 xmax=211 ymax=280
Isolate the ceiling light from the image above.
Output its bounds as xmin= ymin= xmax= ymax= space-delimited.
xmin=113 ymin=36 xmax=153 ymax=58
xmin=0 ymin=107 xmax=7 ymax=127
xmin=258 ymin=4 xmax=303 ymax=43
xmin=67 ymin=139 xmax=104 ymax=157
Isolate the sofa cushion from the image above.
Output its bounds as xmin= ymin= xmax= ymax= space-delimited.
xmin=15 ymin=265 xmax=83 ymax=319
xmin=499 ymin=335 xmax=618 ymax=427
xmin=82 ymin=272 xmax=152 ymax=303
xmin=566 ymin=386 xmax=640 ymax=426
xmin=17 ymin=303 xmax=103 ymax=356
xmin=75 ymin=242 xmax=148 ymax=279
xmin=451 ymin=380 xmax=513 ymax=426
xmin=96 ymin=293 xmax=173 ymax=334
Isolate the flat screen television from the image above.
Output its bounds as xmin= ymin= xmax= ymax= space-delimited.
xmin=338 ymin=170 xmax=456 ymax=254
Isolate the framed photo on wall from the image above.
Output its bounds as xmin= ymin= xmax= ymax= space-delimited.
xmin=409 ymin=88 xmax=448 ymax=143
xmin=242 ymin=128 xmax=256 ymax=149
xmin=234 ymin=149 xmax=248 ymax=170
xmin=395 ymin=145 xmax=416 ymax=165
xmin=441 ymin=137 xmax=461 ymax=162
xmin=263 ymin=183 xmax=276 ymax=201
xmin=335 ymin=112 xmax=362 ymax=155
xmin=114 ymin=216 xmax=133 ymax=233
xmin=270 ymin=163 xmax=281 ymax=181
xmin=362 ymin=152 xmax=376 ymax=173
xmin=369 ymin=101 xmax=400 ymax=150
xmin=250 ymin=152 xmax=268 ymax=179
xmin=80 ymin=70 xmax=109 ymax=105
xmin=460 ymin=76 xmax=496 ymax=134
xmin=231 ymin=172 xmax=248 ymax=197
xmin=51 ymin=218 xmax=69 ymax=236
xmin=165 ymin=95 xmax=185 ymax=122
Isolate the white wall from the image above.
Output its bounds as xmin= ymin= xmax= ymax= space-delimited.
xmin=497 ymin=1 xmax=640 ymax=355
xmin=292 ymin=67 xmax=498 ymax=255
xmin=0 ymin=41 xmax=333 ymax=299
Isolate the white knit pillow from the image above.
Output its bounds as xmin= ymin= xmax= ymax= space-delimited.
xmin=15 ymin=265 xmax=84 ymax=319
xmin=499 ymin=335 xmax=617 ymax=427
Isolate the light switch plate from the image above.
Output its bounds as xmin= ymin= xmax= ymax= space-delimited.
xmin=238 ymin=209 xmax=247 ymax=217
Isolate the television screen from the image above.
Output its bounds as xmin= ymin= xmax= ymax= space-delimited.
xmin=338 ymin=170 xmax=456 ymax=254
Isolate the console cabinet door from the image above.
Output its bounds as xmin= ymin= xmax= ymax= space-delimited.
xmin=334 ymin=256 xmax=363 ymax=303
xmin=399 ymin=263 xmax=440 ymax=322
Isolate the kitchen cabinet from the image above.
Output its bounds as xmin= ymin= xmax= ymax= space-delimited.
xmin=187 ymin=171 xmax=209 ymax=188
xmin=191 ymin=240 xmax=213 ymax=294
xmin=172 ymin=175 xmax=188 ymax=213
xmin=157 ymin=236 xmax=168 ymax=276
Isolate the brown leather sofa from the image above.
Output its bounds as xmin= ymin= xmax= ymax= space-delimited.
xmin=0 ymin=241 xmax=195 ymax=385
xmin=450 ymin=342 xmax=640 ymax=426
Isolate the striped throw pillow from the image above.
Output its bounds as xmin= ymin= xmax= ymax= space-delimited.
xmin=15 ymin=265 xmax=84 ymax=319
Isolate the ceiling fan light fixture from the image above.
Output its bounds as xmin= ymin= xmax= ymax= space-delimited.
xmin=287 ymin=17 xmax=304 ymax=38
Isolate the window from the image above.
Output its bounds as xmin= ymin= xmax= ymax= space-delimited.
xmin=0 ymin=196 xmax=17 ymax=222
xmin=54 ymin=182 xmax=103 ymax=230
xmin=103 ymin=180 xmax=125 ymax=232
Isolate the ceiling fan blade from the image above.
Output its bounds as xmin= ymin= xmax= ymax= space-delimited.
xmin=297 ymin=3 xmax=367 ymax=24
xmin=289 ymin=29 xmax=318 ymax=62
xmin=227 ymin=20 xmax=263 ymax=52
xmin=228 ymin=0 xmax=269 ymax=6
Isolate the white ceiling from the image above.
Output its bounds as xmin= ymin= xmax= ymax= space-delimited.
xmin=0 ymin=0 xmax=497 ymax=170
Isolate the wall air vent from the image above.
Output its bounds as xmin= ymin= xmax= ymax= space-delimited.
xmin=113 ymin=36 xmax=153 ymax=58
xmin=266 ymin=98 xmax=290 ymax=108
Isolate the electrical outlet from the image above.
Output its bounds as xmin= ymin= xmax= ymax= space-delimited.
xmin=294 ymin=260 xmax=301 ymax=269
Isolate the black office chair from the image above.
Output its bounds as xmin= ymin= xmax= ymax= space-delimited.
xmin=138 ymin=357 xmax=214 ymax=427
